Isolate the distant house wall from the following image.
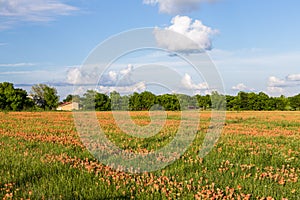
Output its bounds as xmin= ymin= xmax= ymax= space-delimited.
xmin=57 ymin=102 xmax=79 ymax=111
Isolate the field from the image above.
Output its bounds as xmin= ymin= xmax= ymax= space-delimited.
xmin=0 ymin=111 xmax=299 ymax=199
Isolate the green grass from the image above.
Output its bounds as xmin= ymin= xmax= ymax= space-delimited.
xmin=0 ymin=111 xmax=299 ymax=199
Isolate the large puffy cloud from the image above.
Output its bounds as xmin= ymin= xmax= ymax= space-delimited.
xmin=154 ymin=15 xmax=217 ymax=53
xmin=67 ymin=66 xmax=100 ymax=85
xmin=143 ymin=0 xmax=216 ymax=14
xmin=67 ymin=68 xmax=84 ymax=85
xmin=0 ymin=0 xmax=78 ymax=29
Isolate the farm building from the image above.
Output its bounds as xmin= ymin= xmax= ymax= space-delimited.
xmin=57 ymin=102 xmax=80 ymax=111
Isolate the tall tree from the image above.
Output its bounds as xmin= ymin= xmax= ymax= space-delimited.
xmin=139 ymin=91 xmax=156 ymax=111
xmin=0 ymin=82 xmax=33 ymax=111
xmin=30 ymin=84 xmax=59 ymax=110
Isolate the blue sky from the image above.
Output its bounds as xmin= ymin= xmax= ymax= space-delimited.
xmin=0 ymin=0 xmax=299 ymax=99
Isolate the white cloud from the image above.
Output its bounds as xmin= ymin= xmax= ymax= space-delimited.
xmin=108 ymin=71 xmax=117 ymax=82
xmin=0 ymin=0 xmax=78 ymax=29
xmin=67 ymin=68 xmax=84 ymax=85
xmin=267 ymin=86 xmax=284 ymax=94
xmin=286 ymin=74 xmax=300 ymax=81
xmin=232 ymin=83 xmax=247 ymax=91
xmin=268 ymin=76 xmax=286 ymax=87
xmin=98 ymin=82 xmax=146 ymax=94
xmin=143 ymin=0 xmax=216 ymax=14
xmin=231 ymin=83 xmax=255 ymax=92
xmin=181 ymin=73 xmax=208 ymax=90
xmin=0 ymin=71 xmax=31 ymax=75
xmin=154 ymin=15 xmax=217 ymax=53
xmin=120 ymin=64 xmax=133 ymax=76
xmin=66 ymin=64 xmax=135 ymax=86
xmin=267 ymin=75 xmax=300 ymax=95
xmin=0 ymin=62 xmax=36 ymax=67
xmin=207 ymin=49 xmax=300 ymax=96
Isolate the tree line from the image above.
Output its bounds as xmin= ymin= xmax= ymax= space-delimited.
xmin=0 ymin=82 xmax=58 ymax=111
xmin=0 ymin=82 xmax=299 ymax=111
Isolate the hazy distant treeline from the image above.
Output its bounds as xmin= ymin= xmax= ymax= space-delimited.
xmin=0 ymin=82 xmax=299 ymax=111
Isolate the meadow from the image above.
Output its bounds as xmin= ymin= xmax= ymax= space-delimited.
xmin=0 ymin=111 xmax=299 ymax=199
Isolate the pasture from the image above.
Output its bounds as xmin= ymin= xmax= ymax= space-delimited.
xmin=0 ymin=111 xmax=299 ymax=199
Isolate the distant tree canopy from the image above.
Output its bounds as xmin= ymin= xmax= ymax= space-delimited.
xmin=0 ymin=82 xmax=299 ymax=111
xmin=225 ymin=92 xmax=293 ymax=111
xmin=79 ymin=90 xmax=299 ymax=111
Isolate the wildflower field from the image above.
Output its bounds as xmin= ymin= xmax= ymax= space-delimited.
xmin=0 ymin=111 xmax=299 ymax=199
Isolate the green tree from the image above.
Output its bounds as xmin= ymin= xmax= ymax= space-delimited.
xmin=128 ymin=92 xmax=141 ymax=111
xmin=255 ymin=92 xmax=270 ymax=110
xmin=95 ymin=93 xmax=111 ymax=111
xmin=225 ymin=95 xmax=235 ymax=110
xmin=30 ymin=84 xmax=59 ymax=110
xmin=196 ymin=94 xmax=211 ymax=110
xmin=273 ymin=95 xmax=289 ymax=110
xmin=120 ymin=95 xmax=130 ymax=111
xmin=177 ymin=94 xmax=198 ymax=110
xmin=237 ymin=91 xmax=249 ymax=110
xmin=82 ymin=90 xmax=97 ymax=110
xmin=81 ymin=90 xmax=111 ymax=111
xmin=128 ymin=91 xmax=156 ymax=111
xmin=110 ymin=91 xmax=122 ymax=110
xmin=211 ymin=91 xmax=226 ymax=110
xmin=63 ymin=94 xmax=81 ymax=103
xmin=139 ymin=91 xmax=156 ymax=111
xmin=0 ymin=82 xmax=33 ymax=111
xmin=289 ymin=94 xmax=300 ymax=110
xmin=157 ymin=94 xmax=180 ymax=111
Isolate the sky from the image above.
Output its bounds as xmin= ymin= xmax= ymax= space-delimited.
xmin=0 ymin=0 xmax=299 ymax=99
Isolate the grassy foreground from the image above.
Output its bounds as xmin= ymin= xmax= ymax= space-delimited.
xmin=0 ymin=111 xmax=299 ymax=199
